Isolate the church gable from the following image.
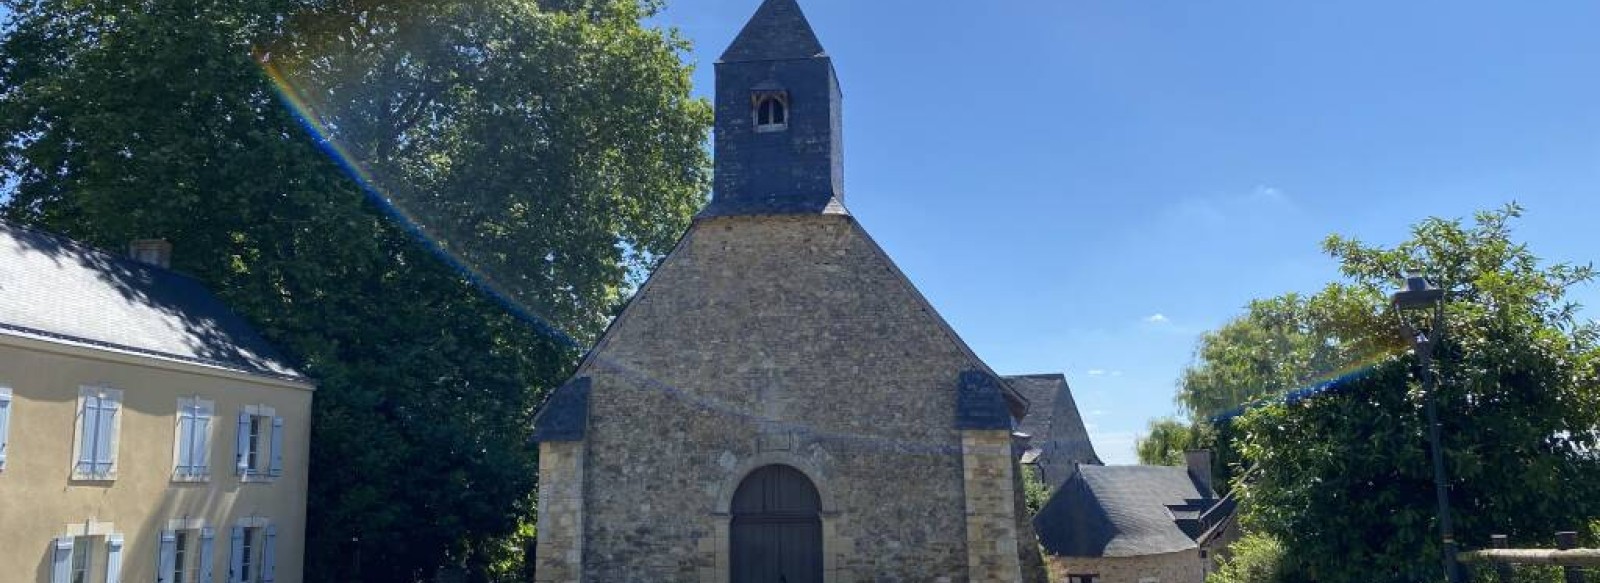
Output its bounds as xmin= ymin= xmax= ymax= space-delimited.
xmin=576 ymin=213 xmax=1008 ymax=439
xmin=560 ymin=214 xmax=1025 ymax=581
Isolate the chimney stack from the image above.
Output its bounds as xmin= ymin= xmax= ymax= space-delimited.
xmin=1186 ymin=450 xmax=1215 ymax=496
xmin=128 ymin=239 xmax=173 ymax=269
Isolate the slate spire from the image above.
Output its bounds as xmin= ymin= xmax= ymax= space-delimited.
xmin=703 ymin=0 xmax=847 ymax=218
xmin=720 ymin=0 xmax=827 ymax=63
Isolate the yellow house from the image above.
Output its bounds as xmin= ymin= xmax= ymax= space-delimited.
xmin=0 ymin=222 xmax=313 ymax=583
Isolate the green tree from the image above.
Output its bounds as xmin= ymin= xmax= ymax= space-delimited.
xmin=1224 ymin=205 xmax=1600 ymax=582
xmin=1135 ymin=417 xmax=1204 ymax=466
xmin=1207 ymin=533 xmax=1298 ymax=583
xmin=0 ymin=0 xmax=710 ymax=580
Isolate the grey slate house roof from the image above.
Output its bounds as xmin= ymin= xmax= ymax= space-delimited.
xmin=0 ymin=221 xmax=303 ymax=380
xmin=1034 ymin=465 xmax=1224 ymax=558
xmin=1007 ymin=374 xmax=1101 ymax=484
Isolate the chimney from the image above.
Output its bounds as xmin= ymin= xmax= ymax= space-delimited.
xmin=128 ymin=239 xmax=173 ymax=269
xmin=1186 ymin=450 xmax=1215 ymax=496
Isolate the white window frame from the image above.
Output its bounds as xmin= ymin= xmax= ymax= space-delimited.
xmin=172 ymin=397 xmax=216 ymax=482
xmin=237 ymin=405 xmax=281 ymax=483
xmin=752 ymin=90 xmax=790 ymax=133
xmin=0 ymin=387 xmax=12 ymax=471
xmin=72 ymin=386 xmax=124 ymax=481
xmin=68 ymin=535 xmax=94 ymax=583
xmin=162 ymin=518 xmax=207 ymax=583
xmin=233 ymin=517 xmax=275 ymax=583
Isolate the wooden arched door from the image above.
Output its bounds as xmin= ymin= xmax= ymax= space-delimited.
xmin=730 ymin=465 xmax=823 ymax=583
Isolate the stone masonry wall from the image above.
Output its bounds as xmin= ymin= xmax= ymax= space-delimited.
xmin=534 ymin=441 xmax=585 ymax=583
xmin=962 ymin=430 xmax=1023 ymax=583
xmin=1044 ymin=550 xmax=1206 ymax=583
xmin=573 ymin=214 xmax=1008 ymax=582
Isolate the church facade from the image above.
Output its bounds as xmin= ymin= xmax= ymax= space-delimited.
xmin=532 ymin=2 xmax=1056 ymax=581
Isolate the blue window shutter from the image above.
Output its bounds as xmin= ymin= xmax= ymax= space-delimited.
xmin=235 ymin=413 xmax=251 ymax=476
xmin=177 ymin=404 xmax=196 ymax=476
xmin=92 ymin=396 xmax=117 ymax=476
xmin=51 ymin=537 xmax=73 ymax=583
xmin=157 ymin=530 xmax=177 ymax=583
xmin=269 ymin=417 xmax=284 ymax=478
xmin=262 ymin=526 xmax=277 ymax=583
xmin=0 ymin=390 xmax=12 ymax=468
xmin=199 ymin=528 xmax=216 ymax=583
xmin=230 ymin=526 xmax=245 ymax=583
xmin=77 ymin=396 xmax=98 ymax=475
xmin=196 ymin=403 xmax=213 ymax=475
xmin=105 ymin=533 xmax=125 ymax=583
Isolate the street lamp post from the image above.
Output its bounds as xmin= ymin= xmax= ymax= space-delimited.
xmin=1392 ymin=273 xmax=1461 ymax=583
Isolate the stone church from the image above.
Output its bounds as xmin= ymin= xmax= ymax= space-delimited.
xmin=533 ymin=1 xmax=1082 ymax=581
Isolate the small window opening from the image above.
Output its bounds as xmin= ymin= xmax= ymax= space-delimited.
xmin=753 ymin=91 xmax=789 ymax=132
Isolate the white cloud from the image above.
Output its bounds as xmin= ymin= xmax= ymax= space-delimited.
xmin=1088 ymin=369 xmax=1108 ymax=377
xmin=1163 ymin=185 xmax=1295 ymax=230
xmin=1144 ymin=313 xmax=1170 ymax=324
xmin=1091 ymin=410 xmax=1106 ymax=417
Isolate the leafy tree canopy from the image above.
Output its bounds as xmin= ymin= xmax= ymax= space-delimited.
xmin=0 ymin=0 xmax=711 ymax=580
xmin=1220 ymin=205 xmax=1600 ymax=582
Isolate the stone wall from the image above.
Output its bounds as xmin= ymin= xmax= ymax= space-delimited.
xmin=961 ymin=430 xmax=1024 ymax=582
xmin=569 ymin=214 xmax=1023 ymax=582
xmin=534 ymin=441 xmax=584 ymax=583
xmin=1043 ymin=550 xmax=1206 ymax=583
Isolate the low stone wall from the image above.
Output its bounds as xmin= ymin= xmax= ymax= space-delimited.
xmin=1044 ymin=549 xmax=1205 ymax=583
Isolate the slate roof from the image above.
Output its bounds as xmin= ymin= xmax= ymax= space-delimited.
xmin=720 ymin=0 xmax=828 ymax=63
xmin=0 ymin=222 xmax=304 ymax=380
xmin=1034 ymin=465 xmax=1220 ymax=558
xmin=1007 ymin=374 xmax=1102 ymax=469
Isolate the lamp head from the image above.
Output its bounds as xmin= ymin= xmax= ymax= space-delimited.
xmin=1392 ymin=271 xmax=1445 ymax=310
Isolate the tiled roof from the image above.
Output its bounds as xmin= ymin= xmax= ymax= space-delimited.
xmin=0 ymin=222 xmax=303 ymax=380
xmin=1007 ymin=374 xmax=1102 ymax=470
xmin=1034 ymin=465 xmax=1218 ymax=558
xmin=719 ymin=0 xmax=828 ymax=63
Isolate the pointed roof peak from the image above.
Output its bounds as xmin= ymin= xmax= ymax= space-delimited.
xmin=720 ymin=0 xmax=827 ymax=63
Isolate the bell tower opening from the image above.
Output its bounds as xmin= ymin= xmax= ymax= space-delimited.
xmin=754 ymin=91 xmax=789 ymax=132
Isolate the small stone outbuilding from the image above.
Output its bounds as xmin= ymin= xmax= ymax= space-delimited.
xmin=1032 ymin=453 xmax=1236 ymax=583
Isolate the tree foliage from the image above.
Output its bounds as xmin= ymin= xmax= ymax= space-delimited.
xmin=0 ymin=0 xmax=711 ymax=580
xmin=1135 ymin=417 xmax=1205 ymax=466
xmin=1207 ymin=533 xmax=1297 ymax=583
xmin=1224 ymin=205 xmax=1600 ymax=582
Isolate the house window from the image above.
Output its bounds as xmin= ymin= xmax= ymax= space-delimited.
xmin=69 ymin=537 xmax=93 ymax=583
xmin=73 ymin=387 xmax=123 ymax=480
xmin=753 ymin=91 xmax=789 ymax=132
xmin=162 ymin=527 xmax=215 ymax=583
xmin=0 ymin=387 xmax=12 ymax=470
xmin=240 ymin=528 xmax=256 ymax=582
xmin=231 ymin=522 xmax=276 ymax=583
xmin=174 ymin=398 xmax=215 ymax=481
xmin=175 ymin=531 xmax=193 ymax=583
xmin=235 ymin=407 xmax=283 ymax=480
xmin=1067 ymin=576 xmax=1099 ymax=583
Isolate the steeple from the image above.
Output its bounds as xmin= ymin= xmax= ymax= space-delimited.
xmin=720 ymin=0 xmax=827 ymax=63
xmin=702 ymin=0 xmax=846 ymax=218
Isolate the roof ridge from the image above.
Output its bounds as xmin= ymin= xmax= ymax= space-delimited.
xmin=0 ymin=219 xmax=206 ymax=285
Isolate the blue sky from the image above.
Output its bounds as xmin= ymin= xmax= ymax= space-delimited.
xmin=3 ymin=2 xmax=1596 ymax=464
xmin=656 ymin=0 xmax=1600 ymax=463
